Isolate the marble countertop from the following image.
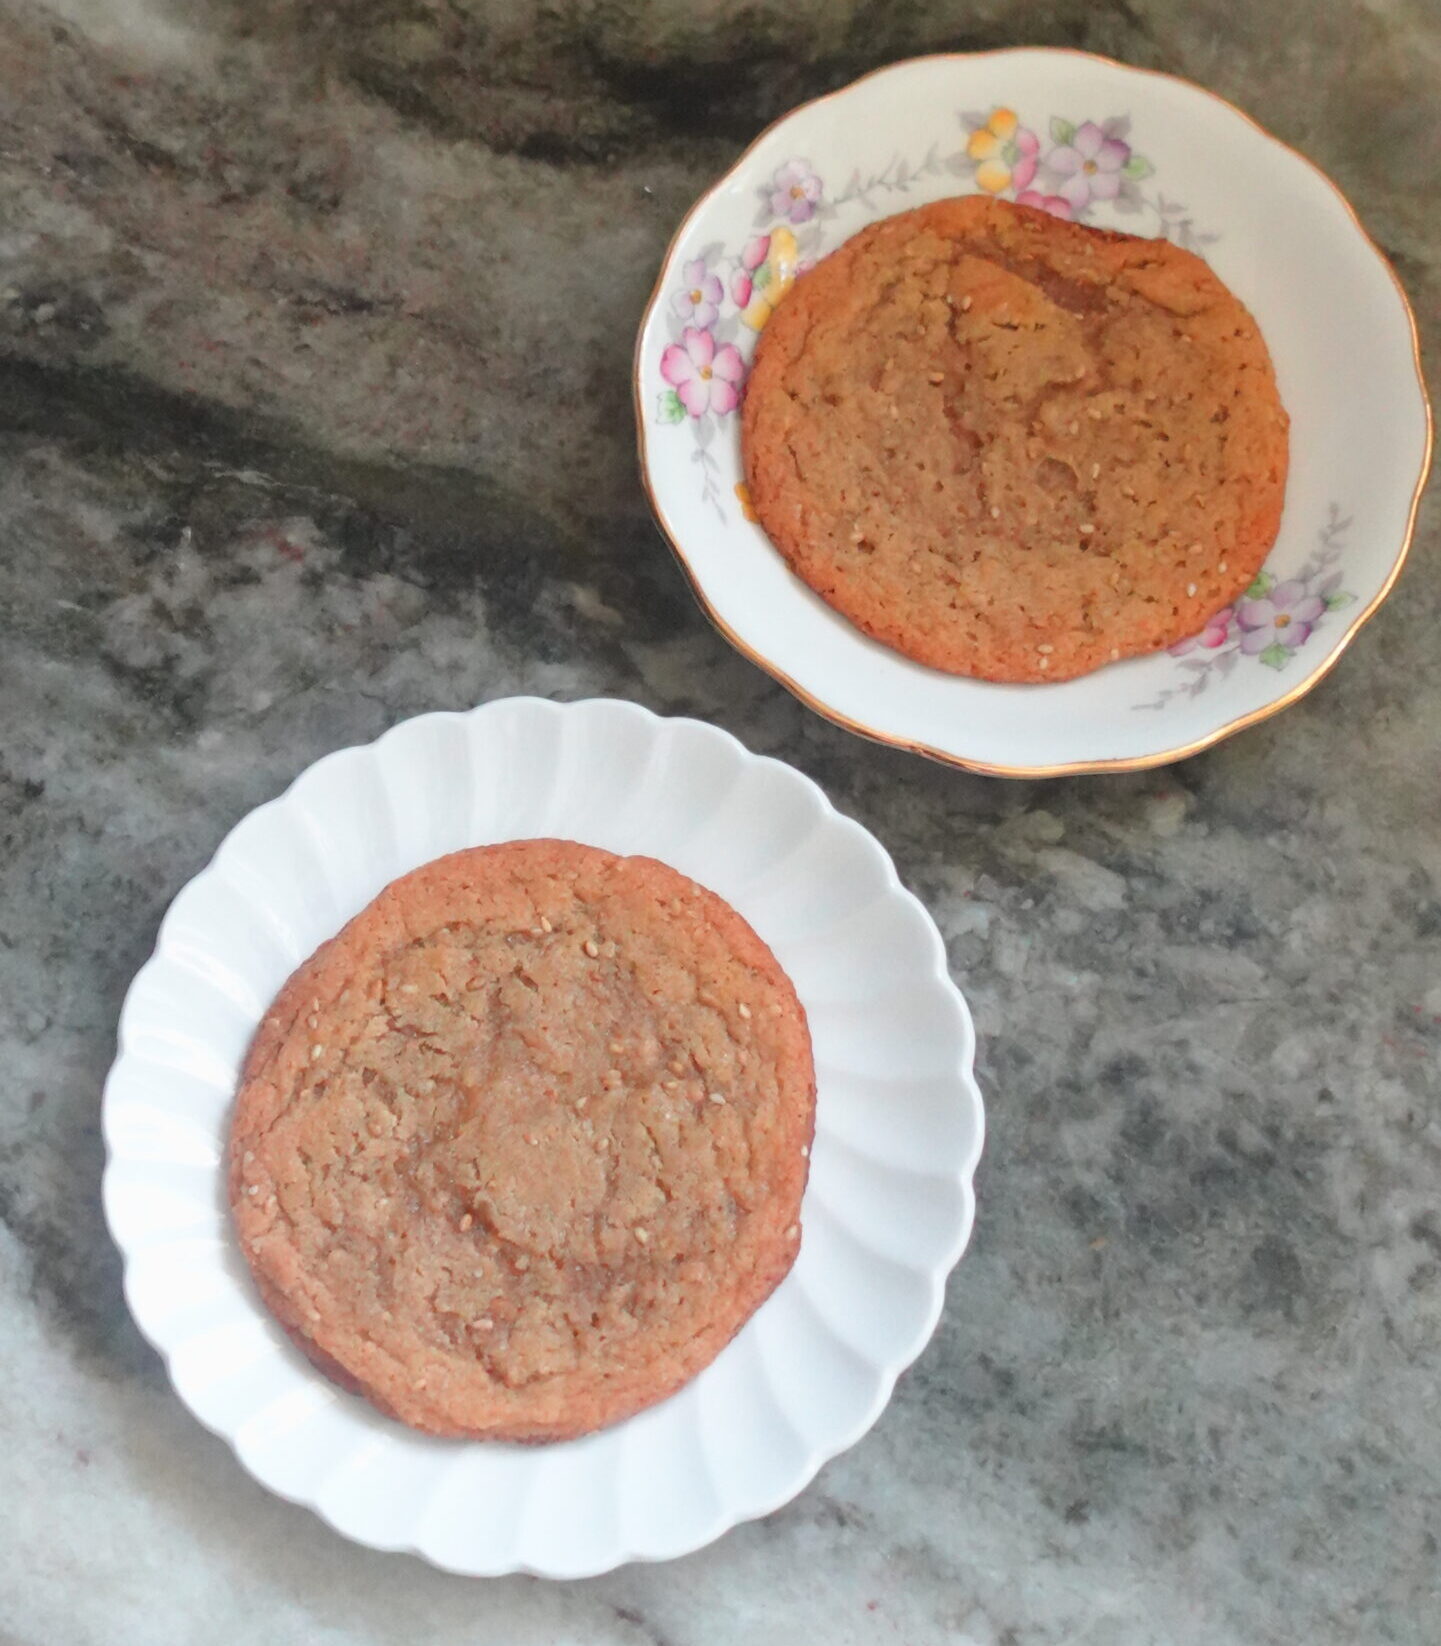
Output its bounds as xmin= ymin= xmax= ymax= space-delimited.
xmin=2 ymin=1 xmax=1437 ymax=1641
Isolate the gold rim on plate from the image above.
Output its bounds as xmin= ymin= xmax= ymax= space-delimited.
xmin=633 ymin=47 xmax=1433 ymax=780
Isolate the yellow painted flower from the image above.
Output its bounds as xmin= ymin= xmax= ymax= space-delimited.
xmin=735 ymin=226 xmax=801 ymax=333
xmin=965 ymin=107 xmax=1040 ymax=195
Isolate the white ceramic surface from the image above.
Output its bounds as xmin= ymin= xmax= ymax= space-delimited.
xmin=636 ymin=50 xmax=1431 ymax=776
xmin=101 ymin=696 xmax=984 ymax=1577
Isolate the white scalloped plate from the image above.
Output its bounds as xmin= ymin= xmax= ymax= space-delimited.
xmin=101 ymin=697 xmax=983 ymax=1576
xmin=635 ymin=49 xmax=1432 ymax=775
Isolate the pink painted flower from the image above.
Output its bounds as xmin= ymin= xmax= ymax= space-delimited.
xmin=671 ymin=257 xmax=723 ymax=328
xmin=1237 ymin=580 xmax=1324 ymax=653
xmin=730 ymin=234 xmax=772 ymax=309
xmin=659 ymin=326 xmax=745 ymax=418
xmin=732 ymin=228 xmax=801 ymax=332
xmin=1015 ymin=189 xmax=1074 ymax=220
xmin=1047 ymin=122 xmax=1130 ymax=212
xmin=768 ymin=159 xmax=822 ymax=224
xmin=1169 ymin=606 xmax=1235 ymax=656
xmin=967 ymin=109 xmax=1040 ymax=193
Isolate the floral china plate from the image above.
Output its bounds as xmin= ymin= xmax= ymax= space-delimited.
xmin=101 ymin=697 xmax=983 ymax=1577
xmin=635 ymin=50 xmax=1431 ymax=776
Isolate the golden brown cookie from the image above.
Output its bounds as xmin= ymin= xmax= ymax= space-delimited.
xmin=741 ymin=195 xmax=1289 ymax=682
xmin=229 ymin=839 xmax=814 ymax=1442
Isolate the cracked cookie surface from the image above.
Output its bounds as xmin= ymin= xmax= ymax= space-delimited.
xmin=228 ymin=838 xmax=814 ymax=1441
xmin=741 ymin=195 xmax=1289 ymax=683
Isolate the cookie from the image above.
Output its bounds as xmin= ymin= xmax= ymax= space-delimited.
xmin=741 ymin=195 xmax=1289 ymax=682
xmin=229 ymin=838 xmax=815 ymax=1442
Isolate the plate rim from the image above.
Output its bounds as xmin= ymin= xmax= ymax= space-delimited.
xmin=632 ymin=47 xmax=1434 ymax=779
xmin=100 ymin=694 xmax=986 ymax=1576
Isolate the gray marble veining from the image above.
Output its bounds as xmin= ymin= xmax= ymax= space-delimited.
xmin=0 ymin=1 xmax=1437 ymax=1642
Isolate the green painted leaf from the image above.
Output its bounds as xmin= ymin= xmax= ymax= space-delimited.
xmin=1324 ymin=591 xmax=1355 ymax=610
xmin=656 ymin=388 xmax=685 ymax=425
xmin=1050 ymin=116 xmax=1076 ymax=145
xmin=753 ymin=262 xmax=773 ymax=291
xmin=1245 ymin=571 xmax=1274 ymax=599
xmin=1258 ymin=642 xmax=1290 ymax=670
xmin=1123 ymin=154 xmax=1154 ymax=180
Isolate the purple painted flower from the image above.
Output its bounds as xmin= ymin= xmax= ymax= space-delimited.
xmin=768 ymin=159 xmax=822 ymax=224
xmin=1237 ymin=581 xmax=1324 ymax=653
xmin=1046 ymin=122 xmax=1130 ymax=212
xmin=671 ymin=258 xmax=724 ymax=328
xmin=1169 ymin=605 xmax=1236 ymax=656
xmin=660 ymin=326 xmax=745 ymax=418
